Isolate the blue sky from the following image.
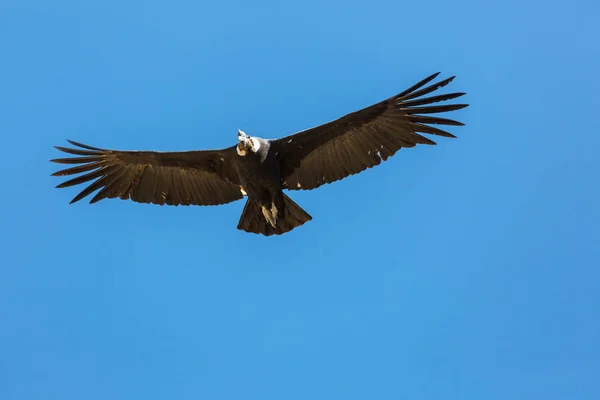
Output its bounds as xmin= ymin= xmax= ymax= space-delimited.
xmin=1 ymin=0 xmax=599 ymax=399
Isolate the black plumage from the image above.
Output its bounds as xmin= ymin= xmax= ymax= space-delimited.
xmin=51 ymin=72 xmax=468 ymax=236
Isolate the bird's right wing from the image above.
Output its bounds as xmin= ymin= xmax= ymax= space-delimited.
xmin=51 ymin=140 xmax=244 ymax=206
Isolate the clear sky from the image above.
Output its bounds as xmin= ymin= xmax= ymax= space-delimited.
xmin=1 ymin=0 xmax=599 ymax=399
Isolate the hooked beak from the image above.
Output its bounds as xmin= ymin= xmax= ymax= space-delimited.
xmin=237 ymin=129 xmax=250 ymax=150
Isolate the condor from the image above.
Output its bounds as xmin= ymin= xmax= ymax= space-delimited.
xmin=51 ymin=72 xmax=468 ymax=236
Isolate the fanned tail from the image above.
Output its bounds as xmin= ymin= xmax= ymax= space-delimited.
xmin=237 ymin=193 xmax=312 ymax=236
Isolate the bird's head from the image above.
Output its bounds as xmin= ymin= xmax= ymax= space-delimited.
xmin=237 ymin=129 xmax=260 ymax=156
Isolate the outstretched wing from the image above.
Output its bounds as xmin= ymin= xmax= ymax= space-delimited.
xmin=51 ymin=140 xmax=244 ymax=206
xmin=272 ymin=72 xmax=468 ymax=190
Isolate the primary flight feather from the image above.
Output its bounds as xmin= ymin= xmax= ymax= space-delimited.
xmin=51 ymin=72 xmax=468 ymax=236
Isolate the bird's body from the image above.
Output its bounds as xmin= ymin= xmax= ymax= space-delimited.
xmin=234 ymin=136 xmax=281 ymax=207
xmin=51 ymin=72 xmax=469 ymax=236
xmin=232 ymin=134 xmax=292 ymax=231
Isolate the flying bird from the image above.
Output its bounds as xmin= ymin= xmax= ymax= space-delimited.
xmin=51 ymin=72 xmax=468 ymax=236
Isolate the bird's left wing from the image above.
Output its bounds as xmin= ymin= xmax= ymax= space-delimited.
xmin=271 ymin=72 xmax=468 ymax=191
xmin=51 ymin=140 xmax=244 ymax=206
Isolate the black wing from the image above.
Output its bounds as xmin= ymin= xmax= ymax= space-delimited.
xmin=272 ymin=72 xmax=468 ymax=190
xmin=51 ymin=140 xmax=244 ymax=206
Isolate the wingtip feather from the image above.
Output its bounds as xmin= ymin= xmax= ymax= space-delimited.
xmin=66 ymin=139 xmax=104 ymax=151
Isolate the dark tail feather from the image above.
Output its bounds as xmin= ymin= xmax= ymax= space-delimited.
xmin=237 ymin=193 xmax=312 ymax=236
